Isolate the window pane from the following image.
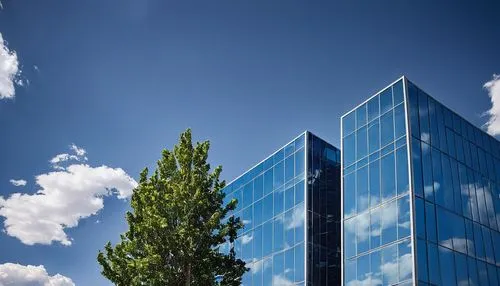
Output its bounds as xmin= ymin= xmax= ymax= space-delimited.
xmin=368 ymin=95 xmax=380 ymax=122
xmin=381 ymin=243 xmax=398 ymax=285
xmin=357 ymin=126 xmax=368 ymax=159
xmin=253 ymin=226 xmax=263 ymax=259
xmin=381 ymin=200 xmax=397 ymax=245
xmin=381 ymin=152 xmax=396 ymax=201
xmin=295 ymin=180 xmax=304 ymax=205
xmin=417 ymin=239 xmax=428 ymax=282
xmin=425 ymin=202 xmax=437 ymax=243
xmin=380 ymin=88 xmax=393 ymax=115
xmin=396 ymin=145 xmax=409 ymax=195
xmin=380 ymin=110 xmax=394 ymax=147
xmin=415 ymin=197 xmax=426 ymax=239
xmin=285 ymin=155 xmax=294 ymax=183
xmin=243 ymin=183 xmax=253 ymax=209
xmin=295 ymin=243 xmax=305 ymax=282
xmin=369 ymin=160 xmax=380 ymax=207
xmin=418 ymin=90 xmax=430 ymax=144
xmin=343 ymin=134 xmax=355 ymax=167
xmin=273 ymin=214 xmax=284 ymax=252
xmin=357 ymin=166 xmax=369 ymax=213
xmin=408 ymin=82 xmax=420 ymax=138
xmin=284 ymin=186 xmax=294 ymax=211
xmin=254 ymin=175 xmax=264 ymax=201
xmin=370 ymin=207 xmax=381 ymax=249
xmin=273 ymin=162 xmax=284 ymax=189
xmin=371 ymin=250 xmax=382 ymax=285
xmin=262 ymin=220 xmax=273 ymax=257
xmin=264 ymin=169 xmax=273 ymax=196
xmin=254 ymin=199 xmax=263 ymax=227
xmin=398 ymin=240 xmax=412 ymax=282
xmin=343 ymin=112 xmax=356 ymax=136
xmin=393 ymin=80 xmax=404 ymax=105
xmin=368 ymin=119 xmax=380 ymax=154
xmin=438 ymin=246 xmax=457 ymax=285
xmin=357 ymin=212 xmax=370 ymax=254
xmin=398 ymin=196 xmax=411 ymax=239
xmin=421 ymin=142 xmax=434 ymax=201
xmin=394 ymin=103 xmax=406 ymax=139
xmin=357 ymin=104 xmax=367 ymax=128
xmin=412 ymin=137 xmax=424 ymax=197
xmin=427 ymin=243 xmax=441 ymax=285
xmin=344 ymin=218 xmax=356 ymax=259
xmin=261 ymin=193 xmax=273 ymax=223
xmin=274 ymin=188 xmax=284 ymax=216
xmin=454 ymin=253 xmax=468 ymax=286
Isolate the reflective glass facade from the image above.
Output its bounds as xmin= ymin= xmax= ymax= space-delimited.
xmin=342 ymin=77 xmax=500 ymax=286
xmin=222 ymin=132 xmax=341 ymax=285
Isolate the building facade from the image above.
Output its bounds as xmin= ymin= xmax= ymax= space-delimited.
xmin=342 ymin=77 xmax=500 ymax=285
xmin=221 ymin=131 xmax=341 ymax=285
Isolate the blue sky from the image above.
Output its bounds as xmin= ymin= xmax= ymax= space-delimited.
xmin=0 ymin=0 xmax=499 ymax=285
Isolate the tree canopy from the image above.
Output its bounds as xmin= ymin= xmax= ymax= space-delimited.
xmin=97 ymin=129 xmax=247 ymax=286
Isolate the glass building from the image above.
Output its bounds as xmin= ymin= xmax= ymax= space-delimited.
xmin=341 ymin=77 xmax=500 ymax=285
xmin=221 ymin=131 xmax=341 ymax=285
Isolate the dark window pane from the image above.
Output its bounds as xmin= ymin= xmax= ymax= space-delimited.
xmin=408 ymin=82 xmax=420 ymax=139
xmin=417 ymin=239 xmax=429 ymax=282
xmin=412 ymin=137 xmax=424 ymax=197
xmin=421 ymin=142 xmax=434 ymax=202
xmin=425 ymin=202 xmax=437 ymax=243
xmin=427 ymin=243 xmax=441 ymax=285
xmin=415 ymin=197 xmax=426 ymax=239
xmin=344 ymin=173 xmax=356 ymax=218
xmin=393 ymin=79 xmax=404 ymax=105
xmin=380 ymin=87 xmax=393 ymax=115
xmin=343 ymin=134 xmax=355 ymax=167
xmin=418 ymin=90 xmax=430 ymax=144
xmin=454 ymin=253 xmax=468 ymax=286
xmin=438 ymin=246 xmax=457 ymax=285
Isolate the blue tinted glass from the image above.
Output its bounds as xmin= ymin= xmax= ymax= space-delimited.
xmin=273 ymin=251 xmax=284 ymax=278
xmin=368 ymin=119 xmax=380 ymax=154
xmin=243 ymin=207 xmax=253 ymax=230
xmin=396 ymin=145 xmax=409 ymax=195
xmin=418 ymin=90 xmax=430 ymax=143
xmin=394 ymin=103 xmax=406 ymax=139
xmin=381 ymin=152 xmax=396 ymax=201
xmin=273 ymin=215 xmax=284 ymax=252
xmin=441 ymin=153 xmax=455 ymax=211
xmin=262 ymin=194 xmax=273 ymax=222
xmin=412 ymin=137 xmax=424 ymax=197
xmin=446 ymin=129 xmax=456 ymax=159
xmin=370 ymin=207 xmax=381 ymax=249
xmin=465 ymin=219 xmax=475 ymax=257
xmin=254 ymin=199 xmax=263 ymax=226
xmin=294 ymin=203 xmax=305 ymax=244
xmin=343 ymin=112 xmax=356 ymax=136
xmin=284 ymin=186 xmax=294 ymax=211
xmin=393 ymin=80 xmax=404 ymax=105
xmin=274 ymin=189 xmax=284 ymax=216
xmin=431 ymin=148 xmax=443 ymax=205
xmin=295 ymin=180 xmax=304 ymax=205
xmin=273 ymin=149 xmax=284 ymax=165
xmin=454 ymin=253 xmax=468 ymax=286
xmin=380 ymin=88 xmax=393 ymax=114
xmin=381 ymin=243 xmax=397 ymax=284
xmin=415 ymin=197 xmax=425 ymax=239
xmin=421 ymin=142 xmax=434 ymax=201
xmin=262 ymin=220 xmax=273 ymax=256
xmin=242 ymin=231 xmax=253 ymax=261
xmin=243 ymin=182 xmax=253 ymax=209
xmin=357 ymin=254 xmax=370 ymax=282
xmin=417 ymin=239 xmax=428 ymax=282
xmin=369 ymin=160 xmax=380 ymax=207
xmin=263 ymin=169 xmax=273 ymax=196
xmin=344 ymin=259 xmax=356 ymax=285
xmin=357 ymin=166 xmax=369 ymax=213
xmin=284 ymin=142 xmax=294 ymax=157
xmin=425 ymin=202 xmax=437 ymax=242
xmin=367 ymin=95 xmax=380 ymax=122
xmin=295 ymin=243 xmax=305 ymax=282
xmin=398 ymin=240 xmax=412 ymax=281
xmin=357 ymin=104 xmax=367 ymax=128
xmin=435 ymin=102 xmax=448 ymax=152
xmin=343 ymin=134 xmax=355 ymax=167
xmin=295 ymin=134 xmax=305 ymax=150
xmin=273 ymin=162 xmax=284 ymax=189
xmin=381 ymin=200 xmax=397 ymax=245
xmin=295 ymin=148 xmax=305 ymax=176
xmin=482 ymin=226 xmax=494 ymax=264
xmin=487 ymin=263 xmax=498 ymax=286
xmin=370 ymin=251 xmax=382 ymax=284
xmin=344 ymin=173 xmax=356 ymax=217
xmin=345 ymin=217 xmax=356 ymax=258
xmin=284 ymin=246 xmax=294 ymax=282
xmin=477 ymin=260 xmax=489 ymax=286
xmin=438 ymin=246 xmax=456 ymax=285
xmin=357 ymin=212 xmax=370 ymax=254
xmin=474 ymin=223 xmax=485 ymax=260
xmin=284 ymin=155 xmax=294 ymax=183
xmin=253 ymin=226 xmax=263 ymax=259
xmin=380 ymin=110 xmax=394 ymax=147
xmin=357 ymin=126 xmax=368 ymax=159
xmin=408 ymin=82 xmax=420 ymax=138
xmin=254 ymin=175 xmax=264 ymax=201
xmin=398 ymin=196 xmax=411 ymax=239
xmin=427 ymin=243 xmax=441 ymax=285
xmin=467 ymin=257 xmax=479 ymax=286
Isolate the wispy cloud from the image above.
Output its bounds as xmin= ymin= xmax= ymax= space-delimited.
xmin=49 ymin=144 xmax=87 ymax=170
xmin=9 ymin=179 xmax=27 ymax=187
xmin=0 ymin=145 xmax=137 ymax=246
xmin=483 ymin=74 xmax=500 ymax=136
xmin=0 ymin=263 xmax=74 ymax=286
xmin=0 ymin=32 xmax=22 ymax=99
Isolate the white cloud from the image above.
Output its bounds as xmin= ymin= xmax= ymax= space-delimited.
xmin=0 ymin=33 xmax=21 ymax=99
xmin=0 ymin=146 xmax=137 ymax=246
xmin=9 ymin=179 xmax=26 ymax=187
xmin=483 ymin=74 xmax=500 ymax=136
xmin=0 ymin=263 xmax=74 ymax=286
xmin=69 ymin=144 xmax=86 ymax=157
xmin=49 ymin=144 xmax=87 ymax=170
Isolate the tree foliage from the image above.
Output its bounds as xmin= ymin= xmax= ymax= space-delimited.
xmin=97 ymin=129 xmax=247 ymax=286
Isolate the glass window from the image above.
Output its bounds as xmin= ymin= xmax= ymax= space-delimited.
xmin=357 ymin=104 xmax=367 ymax=128
xmin=284 ymin=186 xmax=294 ymax=211
xmin=417 ymin=239 xmax=428 ymax=282
xmin=284 ymin=155 xmax=294 ymax=183
xmin=408 ymin=82 xmax=420 ymax=138
xmin=295 ymin=148 xmax=305 ymax=177
xmin=295 ymin=180 xmax=304 ymax=205
xmin=369 ymin=160 xmax=380 ymax=208
xmin=465 ymin=219 xmax=475 ymax=257
xmin=264 ymin=169 xmax=273 ymax=196
xmin=446 ymin=128 xmax=456 ymax=159
xmin=370 ymin=207 xmax=381 ymax=249
xmin=273 ymin=162 xmax=284 ymax=189
xmin=394 ymin=103 xmax=406 ymax=139
xmin=262 ymin=194 xmax=273 ymax=223
xmin=436 ymin=207 xmax=453 ymax=249
xmin=467 ymin=257 xmax=479 ymax=286
xmin=242 ymin=207 xmax=253 ymax=231
xmin=421 ymin=142 xmax=434 ymax=201
xmin=242 ymin=231 xmax=253 ymax=261
xmin=254 ymin=175 xmax=264 ymax=201
xmin=253 ymin=226 xmax=263 ymax=259
xmin=412 ymin=137 xmax=424 ymax=197
xmin=343 ymin=134 xmax=355 ymax=167
xmin=380 ymin=87 xmax=393 ymax=115
xmin=418 ymin=90 xmax=430 ymax=144
xmin=284 ymin=209 xmax=294 ymax=247
xmin=427 ymin=243 xmax=441 ymax=285
xmin=428 ymin=97 xmax=440 ymax=148
xmin=381 ymin=243 xmax=398 ymax=285
xmin=398 ymin=240 xmax=412 ymax=282
xmin=441 ymin=153 xmax=455 ymax=211
xmin=254 ymin=199 xmax=263 ymax=227
xmin=284 ymin=247 xmax=294 ymax=282
xmin=435 ymin=102 xmax=448 ymax=153
xmin=243 ymin=183 xmax=253 ymax=209
xmin=343 ymin=112 xmax=356 ymax=136
xmin=425 ymin=202 xmax=437 ymax=242
xmin=396 ymin=145 xmax=409 ymax=195
xmin=357 ymin=126 xmax=368 ymax=159
xmin=344 ymin=218 xmax=356 ymax=259
xmin=415 ymin=197 xmax=426 ymax=239
xmin=294 ymin=203 xmax=305 ymax=244
xmin=481 ymin=226 xmax=495 ymax=264
xmin=370 ymin=250 xmax=382 ymax=285
xmin=381 ymin=200 xmax=397 ymax=245
xmin=393 ymin=80 xmax=404 ymax=105
xmin=438 ymin=246 xmax=457 ymax=285
xmin=474 ymin=223 xmax=485 ymax=260
xmin=295 ymin=243 xmax=305 ymax=282
xmin=295 ymin=134 xmax=305 ymax=150
xmin=367 ymin=95 xmax=380 ymax=122
xmin=368 ymin=119 xmax=380 ymax=154
xmin=398 ymin=196 xmax=411 ymax=239
xmin=344 ymin=173 xmax=356 ymax=218
xmin=357 ymin=254 xmax=370 ymax=283
xmin=357 ymin=212 xmax=370 ymax=254
xmin=487 ymin=263 xmax=498 ymax=286
xmin=381 ymin=152 xmax=396 ymax=201
xmin=454 ymin=253 xmax=468 ymax=286
xmin=357 ymin=166 xmax=369 ymax=213
xmin=477 ymin=260 xmax=489 ymax=286
xmin=273 ymin=214 xmax=284 ymax=252
xmin=380 ymin=110 xmax=394 ymax=147
xmin=262 ymin=220 xmax=273 ymax=257
xmin=273 ymin=149 xmax=284 ymax=165
xmin=274 ymin=188 xmax=284 ymax=217
xmin=344 ymin=259 xmax=356 ymax=285
xmin=273 ymin=251 xmax=285 ymax=278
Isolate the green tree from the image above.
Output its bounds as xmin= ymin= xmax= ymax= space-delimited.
xmin=97 ymin=129 xmax=247 ymax=286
